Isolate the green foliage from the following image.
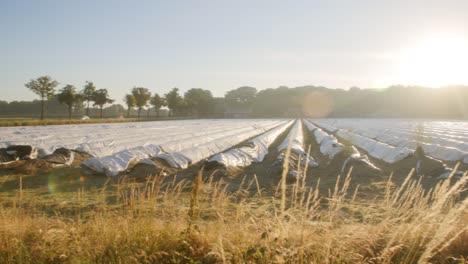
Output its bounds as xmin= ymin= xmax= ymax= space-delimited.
xmin=131 ymin=87 xmax=152 ymax=117
xmin=93 ymin=89 xmax=114 ymax=118
xmin=165 ymin=88 xmax=183 ymax=116
xmin=124 ymin=94 xmax=136 ymax=108
xmin=14 ymin=76 xmax=468 ymax=119
xmin=24 ymin=76 xmax=59 ymax=120
xmin=57 ymin=85 xmax=80 ymax=119
xmin=24 ymin=76 xmax=58 ymax=99
xmin=124 ymin=94 xmax=137 ymax=117
xmin=184 ymin=88 xmax=214 ymax=117
xmin=57 ymin=85 xmax=78 ymax=105
xmin=253 ymin=86 xmax=293 ymax=117
xmin=81 ymin=81 xmax=96 ymax=116
xmin=93 ymin=89 xmax=114 ymax=107
xmin=225 ymin=86 xmax=257 ymax=106
xmin=177 ymin=98 xmax=190 ymax=116
xmin=150 ymin=93 xmax=166 ymax=117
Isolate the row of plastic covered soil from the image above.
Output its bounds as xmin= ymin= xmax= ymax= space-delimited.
xmin=0 ymin=118 xmax=467 ymax=179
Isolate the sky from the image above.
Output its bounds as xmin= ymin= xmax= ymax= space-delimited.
xmin=2 ymin=0 xmax=468 ymax=104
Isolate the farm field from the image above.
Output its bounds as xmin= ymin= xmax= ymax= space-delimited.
xmin=1 ymin=118 xmax=466 ymax=177
xmin=0 ymin=118 xmax=466 ymax=263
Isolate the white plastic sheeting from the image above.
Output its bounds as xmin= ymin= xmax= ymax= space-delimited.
xmin=277 ymin=120 xmax=318 ymax=167
xmin=0 ymin=119 xmax=287 ymax=175
xmin=302 ymin=120 xmax=318 ymax=131
xmin=336 ymin=129 xmax=413 ymax=164
xmin=278 ymin=120 xmax=304 ymax=152
xmin=317 ymin=131 xmax=343 ymax=160
xmin=313 ymin=129 xmax=328 ymax=145
xmin=159 ymin=122 xmax=280 ymax=153
xmin=304 ymin=119 xmax=344 ymax=160
xmin=0 ymin=120 xmax=275 ymax=156
xmin=82 ymin=144 xmax=162 ymax=176
xmin=310 ymin=120 xmax=339 ymax=133
xmin=312 ymin=119 xmax=468 ymax=164
xmin=340 ymin=146 xmax=380 ymax=174
xmin=417 ymin=143 xmax=466 ymax=162
xmin=208 ymin=120 xmax=294 ymax=167
xmin=155 ymin=121 xmax=288 ymax=168
xmin=371 ymin=133 xmax=467 ymax=162
xmin=315 ymin=119 xmax=468 ymax=144
xmin=86 ymin=120 xmax=285 ymax=175
xmin=274 ymin=120 xmax=318 ymax=180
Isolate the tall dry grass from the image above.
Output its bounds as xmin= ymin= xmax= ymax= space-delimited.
xmin=0 ymin=162 xmax=466 ymax=263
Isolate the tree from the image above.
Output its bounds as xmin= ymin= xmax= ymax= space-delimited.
xmin=25 ymin=76 xmax=58 ymax=120
xmin=225 ymin=86 xmax=257 ymax=107
xmin=253 ymin=87 xmax=290 ymax=117
xmin=82 ymin=81 xmax=96 ymax=116
xmin=184 ymin=88 xmax=215 ymax=117
xmin=57 ymin=85 xmax=79 ymax=119
xmin=124 ymin=94 xmax=136 ymax=118
xmin=93 ymin=89 xmax=114 ymax=118
xmin=178 ymin=99 xmax=190 ymax=116
xmin=165 ymin=88 xmax=183 ymax=116
xmin=150 ymin=93 xmax=166 ymax=117
xmin=131 ymin=87 xmax=152 ymax=118
xmin=73 ymin=94 xmax=84 ymax=115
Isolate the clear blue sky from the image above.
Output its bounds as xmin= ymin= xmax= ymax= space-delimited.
xmin=2 ymin=0 xmax=468 ymax=104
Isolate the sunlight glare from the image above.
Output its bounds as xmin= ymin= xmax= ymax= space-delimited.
xmin=397 ymin=35 xmax=468 ymax=88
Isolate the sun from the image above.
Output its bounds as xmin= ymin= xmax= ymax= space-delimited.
xmin=396 ymin=35 xmax=468 ymax=88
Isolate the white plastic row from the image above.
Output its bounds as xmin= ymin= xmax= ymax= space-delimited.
xmin=335 ymin=129 xmax=413 ymax=164
xmin=313 ymin=119 xmax=468 ymax=164
xmin=208 ymin=120 xmax=294 ymax=167
xmin=303 ymin=119 xmax=343 ymax=160
xmin=0 ymin=120 xmax=276 ymax=157
xmin=153 ymin=120 xmax=287 ymax=169
xmin=349 ymin=127 xmax=468 ymax=152
xmin=82 ymin=120 xmax=286 ymax=175
xmin=318 ymin=119 xmax=468 ymax=146
xmin=310 ymin=120 xmax=339 ymax=133
xmin=277 ymin=120 xmax=302 ymax=152
xmin=277 ymin=119 xmax=319 ymax=173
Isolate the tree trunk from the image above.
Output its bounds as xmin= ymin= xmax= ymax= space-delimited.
xmin=68 ymin=104 xmax=72 ymax=119
xmin=156 ymin=108 xmax=160 ymax=117
xmin=40 ymin=98 xmax=45 ymax=120
xmin=147 ymin=108 xmax=150 ymax=118
xmin=127 ymin=107 xmax=130 ymax=118
xmin=138 ymin=107 xmax=142 ymax=118
xmin=100 ymin=106 xmax=103 ymax=118
xmin=86 ymin=101 xmax=90 ymax=116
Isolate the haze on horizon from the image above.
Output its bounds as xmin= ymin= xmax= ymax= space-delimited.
xmin=2 ymin=0 xmax=468 ymax=104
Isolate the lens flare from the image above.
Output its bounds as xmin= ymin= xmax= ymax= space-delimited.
xmin=47 ymin=173 xmax=60 ymax=194
xmin=301 ymin=91 xmax=334 ymax=118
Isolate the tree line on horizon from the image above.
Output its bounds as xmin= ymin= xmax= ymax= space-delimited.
xmin=19 ymin=76 xmax=231 ymax=119
xmin=1 ymin=75 xmax=467 ymax=119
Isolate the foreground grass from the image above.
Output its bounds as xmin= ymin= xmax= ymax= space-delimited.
xmin=0 ymin=167 xmax=466 ymax=264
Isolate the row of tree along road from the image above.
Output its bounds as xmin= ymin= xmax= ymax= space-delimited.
xmin=25 ymin=76 xmax=113 ymax=119
xmin=13 ymin=75 xmax=468 ymax=120
xmin=23 ymin=75 xmax=257 ymax=120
